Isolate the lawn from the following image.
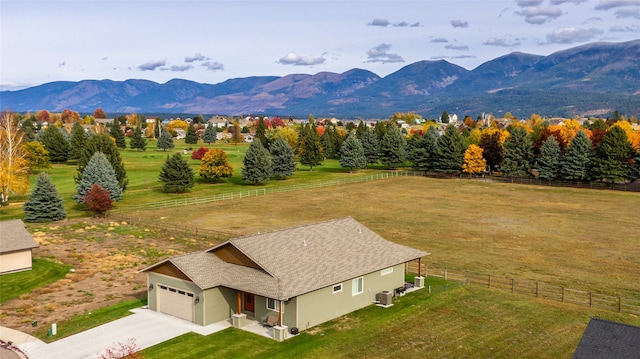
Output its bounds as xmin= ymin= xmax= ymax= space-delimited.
xmin=0 ymin=258 xmax=71 ymax=305
xmin=142 ymin=176 xmax=640 ymax=299
xmin=143 ymin=278 xmax=640 ymax=359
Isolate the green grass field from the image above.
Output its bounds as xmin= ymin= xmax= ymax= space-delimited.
xmin=143 ymin=278 xmax=640 ymax=359
xmin=0 ymin=258 xmax=71 ymax=304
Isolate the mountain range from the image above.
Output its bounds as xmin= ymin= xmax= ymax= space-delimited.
xmin=2 ymin=40 xmax=639 ymax=119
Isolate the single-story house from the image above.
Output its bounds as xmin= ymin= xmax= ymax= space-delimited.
xmin=141 ymin=217 xmax=428 ymax=338
xmin=572 ymin=318 xmax=640 ymax=359
xmin=0 ymin=219 xmax=40 ymax=274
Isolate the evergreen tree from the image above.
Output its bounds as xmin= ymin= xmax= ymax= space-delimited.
xmin=154 ymin=118 xmax=162 ymax=138
xmin=379 ymin=123 xmax=406 ymax=169
xmin=203 ymin=123 xmax=217 ymax=144
xmin=109 ymin=121 xmax=126 ymax=149
xmin=593 ymin=126 xmax=634 ymax=185
xmin=185 ymin=122 xmax=198 ymax=144
xmin=356 ymin=120 xmax=367 ymax=139
xmin=435 ymin=125 xmax=466 ymax=173
xmin=21 ymin=117 xmax=36 ymax=142
xmin=158 ymin=153 xmax=195 ymax=192
xmin=74 ymin=152 xmax=122 ymax=203
xmin=421 ymin=126 xmax=440 ymax=172
xmin=440 ymin=110 xmax=450 ymax=124
xmin=23 ymin=172 xmax=66 ymax=222
xmin=560 ymin=130 xmax=594 ymax=182
xmin=39 ymin=125 xmax=70 ymax=162
xmin=69 ymin=122 xmax=87 ymax=160
xmin=76 ymin=134 xmax=128 ymax=191
xmin=373 ymin=120 xmax=386 ymax=140
xmin=157 ymin=126 xmax=175 ymax=151
xmin=537 ymin=136 xmax=562 ymax=180
xmin=129 ymin=126 xmax=147 ymax=151
xmin=360 ymin=128 xmax=380 ymax=166
xmin=297 ymin=123 xmax=323 ymax=171
xmin=321 ymin=125 xmax=337 ymax=159
xmin=340 ymin=132 xmax=367 ymax=173
xmin=629 ymin=150 xmax=640 ymax=182
xmin=242 ymin=139 xmax=272 ymax=185
xmin=501 ymin=127 xmax=534 ymax=177
xmin=270 ymin=136 xmax=296 ymax=180
xmin=479 ymin=131 xmax=503 ymax=173
xmin=255 ymin=118 xmax=268 ymax=147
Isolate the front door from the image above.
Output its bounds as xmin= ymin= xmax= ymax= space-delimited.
xmin=244 ymin=293 xmax=255 ymax=312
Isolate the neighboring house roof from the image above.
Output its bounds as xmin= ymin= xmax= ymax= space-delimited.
xmin=572 ymin=318 xmax=640 ymax=359
xmin=143 ymin=217 xmax=428 ymax=300
xmin=0 ymin=219 xmax=39 ymax=253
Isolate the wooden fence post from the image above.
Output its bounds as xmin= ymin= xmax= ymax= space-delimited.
xmin=618 ymin=297 xmax=621 ymax=312
xmin=444 ymin=266 xmax=448 ymax=281
xmin=589 ymin=292 xmax=592 ymax=307
xmin=488 ymin=274 xmax=491 ymax=288
xmin=535 ymin=282 xmax=539 ymax=297
xmin=511 ymin=278 xmax=514 ymax=293
xmin=562 ymin=287 xmax=565 ymax=302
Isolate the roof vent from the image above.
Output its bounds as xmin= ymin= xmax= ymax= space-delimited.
xmin=358 ymin=227 xmax=362 ymax=234
xmin=303 ymin=240 xmax=307 ymax=247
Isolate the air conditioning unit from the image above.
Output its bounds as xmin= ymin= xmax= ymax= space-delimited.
xmin=380 ymin=291 xmax=392 ymax=306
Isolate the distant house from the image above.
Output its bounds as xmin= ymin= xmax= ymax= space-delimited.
xmin=573 ymin=318 xmax=640 ymax=359
xmin=0 ymin=219 xmax=39 ymax=274
xmin=141 ymin=217 xmax=428 ymax=340
xmin=174 ymin=128 xmax=186 ymax=140
xmin=208 ymin=116 xmax=228 ymax=128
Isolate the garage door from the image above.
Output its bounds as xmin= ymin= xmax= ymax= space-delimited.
xmin=157 ymin=284 xmax=195 ymax=322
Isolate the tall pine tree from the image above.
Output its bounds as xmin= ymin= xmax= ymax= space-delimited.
xmin=255 ymin=118 xmax=268 ymax=147
xmin=23 ymin=172 xmax=66 ymax=222
xmin=537 ymin=136 xmax=562 ymax=180
xmin=76 ymin=134 xmax=128 ymax=191
xmin=560 ymin=130 xmax=594 ymax=182
xmin=159 ymin=153 xmax=195 ymax=192
xmin=185 ymin=122 xmax=198 ymax=144
xmin=593 ymin=126 xmax=634 ymax=185
xmin=379 ymin=123 xmax=406 ymax=169
xmin=109 ymin=121 xmax=126 ymax=149
xmin=130 ymin=126 xmax=147 ymax=151
xmin=340 ymin=132 xmax=367 ymax=173
xmin=435 ymin=125 xmax=466 ymax=174
xmin=360 ymin=128 xmax=380 ymax=166
xmin=39 ymin=125 xmax=70 ymax=162
xmin=242 ymin=138 xmax=272 ymax=185
xmin=69 ymin=122 xmax=87 ymax=160
xmin=501 ymin=127 xmax=534 ymax=177
xmin=270 ymin=136 xmax=296 ymax=180
xmin=74 ymin=152 xmax=122 ymax=203
xmin=203 ymin=123 xmax=217 ymax=144
xmin=157 ymin=126 xmax=175 ymax=151
xmin=21 ymin=117 xmax=36 ymax=142
xmin=297 ymin=124 xmax=323 ymax=171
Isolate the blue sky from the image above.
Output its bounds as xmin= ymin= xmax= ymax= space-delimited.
xmin=1 ymin=0 xmax=639 ymax=91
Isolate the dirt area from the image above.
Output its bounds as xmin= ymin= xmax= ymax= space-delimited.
xmin=0 ymin=218 xmax=214 ymax=335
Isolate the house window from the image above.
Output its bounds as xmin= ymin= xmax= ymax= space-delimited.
xmin=352 ymin=277 xmax=363 ymax=296
xmin=332 ymin=283 xmax=343 ymax=294
xmin=266 ymin=298 xmax=280 ymax=311
xmin=381 ymin=267 xmax=393 ymax=276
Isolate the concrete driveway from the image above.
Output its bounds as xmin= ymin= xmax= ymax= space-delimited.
xmin=2 ymin=308 xmax=231 ymax=359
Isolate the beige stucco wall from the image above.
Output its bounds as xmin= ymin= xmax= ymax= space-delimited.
xmin=0 ymin=250 xmax=32 ymax=274
xmin=295 ymin=263 xmax=405 ymax=331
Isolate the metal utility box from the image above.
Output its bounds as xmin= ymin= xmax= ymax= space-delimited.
xmin=380 ymin=291 xmax=392 ymax=305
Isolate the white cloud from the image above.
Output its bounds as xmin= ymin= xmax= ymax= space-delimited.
xmin=546 ymin=27 xmax=604 ymax=43
xmin=277 ymin=53 xmax=326 ymax=66
xmin=450 ymin=20 xmax=469 ymax=28
xmin=202 ymin=61 xmax=224 ymax=71
xmin=138 ymin=60 xmax=166 ymax=71
xmin=515 ymin=6 xmax=564 ymax=24
xmin=185 ymin=53 xmax=209 ymax=63
xmin=614 ymin=8 xmax=640 ymax=18
xmin=445 ymin=44 xmax=469 ymax=51
xmin=169 ymin=64 xmax=193 ymax=72
xmin=368 ymin=18 xmax=390 ymax=27
xmin=365 ymin=44 xmax=404 ymax=63
xmin=594 ymin=0 xmax=640 ymax=11
xmin=483 ymin=38 xmax=521 ymax=47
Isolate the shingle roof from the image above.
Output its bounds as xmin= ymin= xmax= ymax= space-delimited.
xmin=143 ymin=217 xmax=428 ymax=299
xmin=0 ymin=219 xmax=39 ymax=253
xmin=572 ymin=318 xmax=640 ymax=359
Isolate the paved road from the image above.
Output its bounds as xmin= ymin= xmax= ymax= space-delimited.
xmin=1 ymin=308 xmax=230 ymax=359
